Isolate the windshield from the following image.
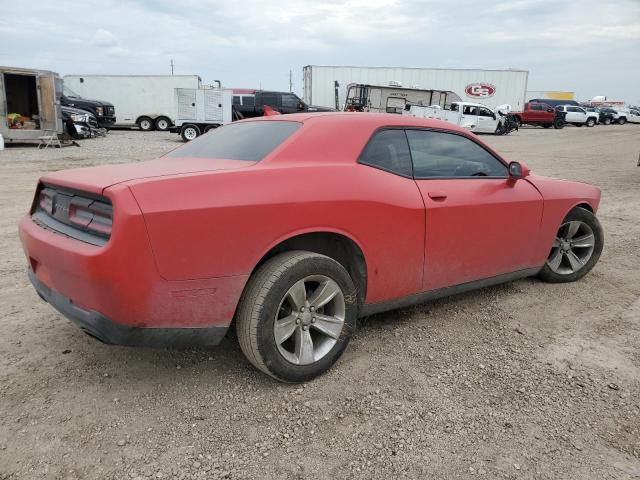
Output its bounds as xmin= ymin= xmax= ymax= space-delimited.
xmin=63 ymin=85 xmax=82 ymax=98
xmin=166 ymin=121 xmax=302 ymax=161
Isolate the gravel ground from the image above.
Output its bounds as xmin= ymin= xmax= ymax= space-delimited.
xmin=1 ymin=125 xmax=639 ymax=480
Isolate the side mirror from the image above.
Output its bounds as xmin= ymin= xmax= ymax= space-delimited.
xmin=297 ymin=101 xmax=306 ymax=110
xmin=508 ymin=161 xmax=523 ymax=179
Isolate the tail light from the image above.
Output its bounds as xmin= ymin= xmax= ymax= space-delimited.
xmin=33 ymin=185 xmax=112 ymax=246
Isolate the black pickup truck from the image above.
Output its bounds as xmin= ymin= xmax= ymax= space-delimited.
xmin=232 ymin=90 xmax=334 ymax=118
xmin=61 ymin=85 xmax=116 ymax=129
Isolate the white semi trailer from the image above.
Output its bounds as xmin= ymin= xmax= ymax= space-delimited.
xmin=63 ymin=75 xmax=204 ymax=131
xmin=303 ymin=65 xmax=529 ymax=112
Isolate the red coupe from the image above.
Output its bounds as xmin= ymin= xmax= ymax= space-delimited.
xmin=19 ymin=113 xmax=604 ymax=382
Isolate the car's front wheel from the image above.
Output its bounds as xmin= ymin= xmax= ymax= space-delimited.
xmin=538 ymin=207 xmax=603 ymax=283
xmin=236 ymin=251 xmax=358 ymax=382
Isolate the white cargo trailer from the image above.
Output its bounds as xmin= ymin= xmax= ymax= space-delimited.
xmin=303 ymin=65 xmax=529 ymax=112
xmin=170 ymin=87 xmax=233 ymax=141
xmin=63 ymin=75 xmax=202 ymax=130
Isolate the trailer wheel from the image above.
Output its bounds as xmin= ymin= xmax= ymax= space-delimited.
xmin=137 ymin=117 xmax=154 ymax=131
xmin=180 ymin=124 xmax=200 ymax=142
xmin=204 ymin=124 xmax=220 ymax=133
xmin=154 ymin=116 xmax=171 ymax=131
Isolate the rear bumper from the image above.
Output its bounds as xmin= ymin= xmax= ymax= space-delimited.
xmin=28 ymin=269 xmax=227 ymax=347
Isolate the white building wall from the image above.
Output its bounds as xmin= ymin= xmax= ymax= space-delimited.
xmin=303 ymin=65 xmax=529 ymax=111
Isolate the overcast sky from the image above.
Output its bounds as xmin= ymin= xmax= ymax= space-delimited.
xmin=1 ymin=0 xmax=639 ymax=103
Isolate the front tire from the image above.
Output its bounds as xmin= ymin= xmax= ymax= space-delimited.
xmin=538 ymin=208 xmax=603 ymax=283
xmin=618 ymin=117 xmax=627 ymax=125
xmin=236 ymin=251 xmax=358 ymax=383
xmin=586 ymin=118 xmax=596 ymax=127
xmin=603 ymin=118 xmax=612 ymax=125
xmin=554 ymin=118 xmax=565 ymax=129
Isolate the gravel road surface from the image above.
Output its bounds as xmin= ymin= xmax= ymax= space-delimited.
xmin=1 ymin=125 xmax=639 ymax=479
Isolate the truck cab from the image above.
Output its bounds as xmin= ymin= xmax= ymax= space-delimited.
xmin=232 ymin=90 xmax=333 ymax=118
xmin=61 ymin=85 xmax=115 ymax=129
xmin=512 ymin=102 xmax=565 ymax=129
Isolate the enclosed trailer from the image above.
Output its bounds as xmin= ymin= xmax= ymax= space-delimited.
xmin=303 ymin=65 xmax=529 ymax=112
xmin=63 ymin=75 xmax=202 ymax=130
xmin=1 ymin=66 xmax=62 ymax=143
xmin=170 ymin=87 xmax=233 ymax=141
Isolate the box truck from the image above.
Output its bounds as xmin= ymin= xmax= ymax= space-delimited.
xmin=63 ymin=75 xmax=203 ymax=131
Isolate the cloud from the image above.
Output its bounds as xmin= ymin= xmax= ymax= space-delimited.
xmin=0 ymin=0 xmax=638 ymax=103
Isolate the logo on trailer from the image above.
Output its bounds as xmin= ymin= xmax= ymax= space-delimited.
xmin=465 ymin=83 xmax=496 ymax=98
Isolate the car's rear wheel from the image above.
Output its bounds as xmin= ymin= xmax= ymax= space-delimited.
xmin=618 ymin=117 xmax=627 ymax=125
xmin=137 ymin=116 xmax=154 ymax=131
xmin=538 ymin=208 xmax=603 ymax=283
xmin=236 ymin=251 xmax=357 ymax=382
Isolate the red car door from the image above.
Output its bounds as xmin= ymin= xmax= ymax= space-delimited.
xmin=405 ymin=129 xmax=544 ymax=291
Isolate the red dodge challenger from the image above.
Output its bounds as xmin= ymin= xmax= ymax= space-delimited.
xmin=19 ymin=113 xmax=604 ymax=382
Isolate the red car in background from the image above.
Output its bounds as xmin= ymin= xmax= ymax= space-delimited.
xmin=19 ymin=113 xmax=604 ymax=382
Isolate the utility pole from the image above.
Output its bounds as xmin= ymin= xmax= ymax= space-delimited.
xmin=289 ymin=70 xmax=293 ymax=92
xmin=170 ymin=59 xmax=174 ymax=75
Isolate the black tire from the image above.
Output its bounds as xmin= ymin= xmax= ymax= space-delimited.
xmin=204 ymin=124 xmax=219 ymax=133
xmin=603 ymin=118 xmax=612 ymax=125
xmin=543 ymin=123 xmax=552 ymax=129
xmin=180 ymin=124 xmax=200 ymax=142
xmin=137 ymin=117 xmax=154 ymax=131
xmin=553 ymin=118 xmax=565 ymax=129
xmin=586 ymin=118 xmax=596 ymax=127
xmin=538 ymin=207 xmax=604 ymax=284
xmin=236 ymin=251 xmax=358 ymax=383
xmin=618 ymin=117 xmax=626 ymax=125
xmin=154 ymin=116 xmax=171 ymax=131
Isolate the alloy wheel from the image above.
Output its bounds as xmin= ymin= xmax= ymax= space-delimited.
xmin=273 ymin=275 xmax=345 ymax=365
xmin=546 ymin=221 xmax=596 ymax=275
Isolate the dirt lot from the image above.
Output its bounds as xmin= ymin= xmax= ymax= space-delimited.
xmin=1 ymin=125 xmax=639 ymax=480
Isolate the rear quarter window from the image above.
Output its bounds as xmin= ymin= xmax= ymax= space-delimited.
xmin=166 ymin=121 xmax=301 ymax=161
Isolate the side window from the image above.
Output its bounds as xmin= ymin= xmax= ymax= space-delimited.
xmin=232 ymin=96 xmax=241 ymax=105
xmin=531 ymin=104 xmax=542 ymax=111
xmin=477 ymin=107 xmax=493 ymax=117
xmin=242 ymin=95 xmax=255 ymax=107
xmin=406 ymin=130 xmax=508 ymax=178
xmin=359 ymin=129 xmax=413 ymax=177
xmin=386 ymin=97 xmax=406 ymax=114
xmin=260 ymin=93 xmax=280 ymax=108
xmin=450 ymin=103 xmax=459 ymax=112
xmin=281 ymin=94 xmax=299 ymax=108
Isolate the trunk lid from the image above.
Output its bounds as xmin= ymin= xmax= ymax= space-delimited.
xmin=40 ymin=157 xmax=257 ymax=194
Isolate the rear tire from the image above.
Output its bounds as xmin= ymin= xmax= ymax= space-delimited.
xmin=618 ymin=117 xmax=626 ymax=125
xmin=137 ymin=117 xmax=154 ymax=131
xmin=154 ymin=116 xmax=171 ymax=131
xmin=538 ymin=208 xmax=603 ymax=284
xmin=180 ymin=124 xmax=200 ymax=142
xmin=236 ymin=251 xmax=358 ymax=383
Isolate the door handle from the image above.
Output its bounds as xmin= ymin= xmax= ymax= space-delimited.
xmin=428 ymin=191 xmax=447 ymax=201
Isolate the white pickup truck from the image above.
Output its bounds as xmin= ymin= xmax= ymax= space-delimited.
xmin=555 ymin=105 xmax=598 ymax=127
xmin=403 ymin=101 xmax=509 ymax=134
